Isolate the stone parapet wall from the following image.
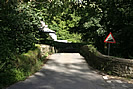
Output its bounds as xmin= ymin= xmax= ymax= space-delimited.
xmin=40 ymin=44 xmax=55 ymax=57
xmin=80 ymin=45 xmax=133 ymax=78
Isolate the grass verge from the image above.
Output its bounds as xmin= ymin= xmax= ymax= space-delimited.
xmin=0 ymin=45 xmax=52 ymax=89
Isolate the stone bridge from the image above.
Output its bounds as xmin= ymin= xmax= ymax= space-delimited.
xmin=7 ymin=52 xmax=133 ymax=89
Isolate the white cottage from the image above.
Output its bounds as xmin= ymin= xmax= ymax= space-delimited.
xmin=40 ymin=21 xmax=68 ymax=43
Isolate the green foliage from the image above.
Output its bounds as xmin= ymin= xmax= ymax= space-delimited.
xmin=0 ymin=1 xmax=40 ymax=67
xmin=32 ymin=0 xmax=83 ymax=43
xmin=47 ymin=11 xmax=82 ymax=42
xmin=98 ymin=0 xmax=133 ymax=58
xmin=73 ymin=0 xmax=133 ymax=58
xmin=67 ymin=33 xmax=82 ymax=43
xmin=0 ymin=45 xmax=50 ymax=88
xmin=0 ymin=1 xmax=47 ymax=88
xmin=87 ymin=45 xmax=97 ymax=54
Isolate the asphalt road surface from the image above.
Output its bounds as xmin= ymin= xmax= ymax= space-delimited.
xmin=7 ymin=53 xmax=133 ymax=89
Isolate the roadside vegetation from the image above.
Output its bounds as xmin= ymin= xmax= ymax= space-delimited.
xmin=0 ymin=45 xmax=51 ymax=88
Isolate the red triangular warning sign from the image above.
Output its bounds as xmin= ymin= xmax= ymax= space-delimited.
xmin=104 ymin=32 xmax=116 ymax=43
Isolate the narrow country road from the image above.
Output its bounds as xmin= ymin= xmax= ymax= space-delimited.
xmin=7 ymin=53 xmax=133 ymax=89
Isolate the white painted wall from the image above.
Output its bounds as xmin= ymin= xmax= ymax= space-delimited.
xmin=40 ymin=21 xmax=68 ymax=43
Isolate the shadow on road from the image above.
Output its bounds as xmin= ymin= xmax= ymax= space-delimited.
xmin=7 ymin=53 xmax=133 ymax=89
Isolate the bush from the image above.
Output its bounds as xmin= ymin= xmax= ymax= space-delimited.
xmin=0 ymin=45 xmax=51 ymax=89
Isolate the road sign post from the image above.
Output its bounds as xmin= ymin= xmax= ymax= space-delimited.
xmin=104 ymin=32 xmax=116 ymax=56
xmin=108 ymin=43 xmax=110 ymax=56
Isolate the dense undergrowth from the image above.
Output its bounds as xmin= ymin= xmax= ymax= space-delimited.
xmin=0 ymin=45 xmax=51 ymax=89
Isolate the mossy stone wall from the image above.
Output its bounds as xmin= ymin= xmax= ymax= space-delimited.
xmin=80 ymin=45 xmax=133 ymax=78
